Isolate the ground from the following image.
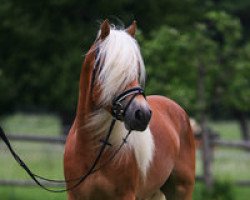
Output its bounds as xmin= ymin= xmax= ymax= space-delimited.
xmin=0 ymin=113 xmax=250 ymax=200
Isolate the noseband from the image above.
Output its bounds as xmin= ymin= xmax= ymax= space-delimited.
xmin=111 ymin=87 xmax=145 ymax=121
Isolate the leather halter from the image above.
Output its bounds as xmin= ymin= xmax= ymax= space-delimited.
xmin=112 ymin=87 xmax=145 ymax=121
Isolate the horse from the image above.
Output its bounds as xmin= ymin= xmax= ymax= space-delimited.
xmin=64 ymin=20 xmax=195 ymax=200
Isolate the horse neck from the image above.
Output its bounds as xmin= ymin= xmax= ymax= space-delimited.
xmin=74 ymin=52 xmax=108 ymax=153
xmin=75 ymin=51 xmax=95 ymax=129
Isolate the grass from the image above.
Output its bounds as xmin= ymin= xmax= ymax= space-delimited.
xmin=0 ymin=187 xmax=66 ymax=200
xmin=213 ymin=149 xmax=250 ymax=180
xmin=194 ymin=119 xmax=250 ymax=199
xmin=1 ymin=113 xmax=250 ymax=199
xmin=0 ymin=112 xmax=66 ymax=200
xmin=1 ymin=112 xmax=61 ymax=135
xmin=208 ymin=120 xmax=242 ymax=140
xmin=208 ymin=119 xmax=250 ymax=181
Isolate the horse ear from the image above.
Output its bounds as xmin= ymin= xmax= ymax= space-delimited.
xmin=126 ymin=20 xmax=137 ymax=38
xmin=100 ymin=19 xmax=110 ymax=40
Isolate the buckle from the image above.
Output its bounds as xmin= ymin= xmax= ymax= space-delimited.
xmin=111 ymin=102 xmax=124 ymax=121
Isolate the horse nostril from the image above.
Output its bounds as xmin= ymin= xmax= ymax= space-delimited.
xmin=135 ymin=109 xmax=143 ymax=121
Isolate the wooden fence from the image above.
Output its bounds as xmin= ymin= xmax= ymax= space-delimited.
xmin=197 ymin=127 xmax=250 ymax=188
xmin=6 ymin=134 xmax=66 ymax=144
xmin=0 ymin=134 xmax=66 ymax=188
xmin=1 ymin=132 xmax=250 ymax=188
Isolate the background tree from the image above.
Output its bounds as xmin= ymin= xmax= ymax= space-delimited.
xmin=141 ymin=23 xmax=218 ymax=115
xmin=0 ymin=0 xmax=211 ymax=133
xmin=0 ymin=0 xmax=249 ymax=136
xmin=141 ymin=10 xmax=250 ymax=140
xmin=205 ymin=11 xmax=250 ymax=140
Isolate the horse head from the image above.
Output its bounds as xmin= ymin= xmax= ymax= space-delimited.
xmin=79 ymin=20 xmax=151 ymax=132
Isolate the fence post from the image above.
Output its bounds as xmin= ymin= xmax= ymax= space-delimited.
xmin=201 ymin=120 xmax=213 ymax=188
xmin=197 ymin=62 xmax=213 ymax=189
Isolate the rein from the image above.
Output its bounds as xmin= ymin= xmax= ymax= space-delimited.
xmin=0 ymin=87 xmax=145 ymax=193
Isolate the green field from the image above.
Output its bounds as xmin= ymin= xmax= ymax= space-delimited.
xmin=0 ymin=113 xmax=250 ymax=199
xmin=0 ymin=113 xmax=66 ymax=199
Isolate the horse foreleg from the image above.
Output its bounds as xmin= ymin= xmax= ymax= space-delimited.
xmin=160 ymin=148 xmax=195 ymax=200
xmin=161 ymin=176 xmax=194 ymax=200
xmin=161 ymin=125 xmax=195 ymax=200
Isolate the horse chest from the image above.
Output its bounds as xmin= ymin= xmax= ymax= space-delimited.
xmin=71 ymin=163 xmax=139 ymax=200
xmin=66 ymin=146 xmax=140 ymax=199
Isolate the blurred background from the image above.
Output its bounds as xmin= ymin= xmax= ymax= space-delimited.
xmin=0 ymin=0 xmax=250 ymax=199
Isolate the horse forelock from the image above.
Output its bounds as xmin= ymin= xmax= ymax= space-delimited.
xmin=93 ymin=28 xmax=145 ymax=105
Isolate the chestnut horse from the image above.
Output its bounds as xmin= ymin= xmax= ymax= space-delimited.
xmin=64 ymin=20 xmax=195 ymax=200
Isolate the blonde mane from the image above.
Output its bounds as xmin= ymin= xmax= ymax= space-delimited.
xmin=94 ymin=27 xmax=145 ymax=105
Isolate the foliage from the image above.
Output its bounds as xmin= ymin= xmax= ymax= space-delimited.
xmin=200 ymin=180 xmax=235 ymax=200
xmin=142 ymin=19 xmax=218 ymax=113
xmin=0 ymin=0 xmax=211 ymax=115
xmin=0 ymin=0 xmax=249 ymax=120
xmin=142 ymin=10 xmax=250 ymax=117
xmin=0 ymin=0 xmax=83 ymax=113
xmin=227 ymin=43 xmax=250 ymax=111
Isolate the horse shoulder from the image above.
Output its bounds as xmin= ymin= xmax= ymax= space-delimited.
xmin=147 ymin=95 xmax=195 ymax=175
xmin=147 ymin=95 xmax=195 ymax=199
xmin=147 ymin=95 xmax=192 ymax=136
xmin=148 ymin=95 xmax=195 ymax=150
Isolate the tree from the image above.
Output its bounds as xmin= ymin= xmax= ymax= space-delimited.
xmin=141 ymin=10 xmax=250 ymax=140
xmin=205 ymin=11 xmax=250 ymax=140
xmin=0 ymin=0 xmax=212 ymax=133
xmin=1 ymin=0 xmax=249 ymax=137
xmin=141 ymin=24 xmax=218 ymax=115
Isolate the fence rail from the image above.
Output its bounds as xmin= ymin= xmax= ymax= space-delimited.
xmin=6 ymin=134 xmax=66 ymax=144
xmin=0 ymin=133 xmax=66 ymax=188
xmin=0 ymin=179 xmax=64 ymax=187
xmin=1 ymin=133 xmax=250 ymax=187
xmin=197 ymin=136 xmax=250 ymax=187
xmin=212 ymin=139 xmax=250 ymax=150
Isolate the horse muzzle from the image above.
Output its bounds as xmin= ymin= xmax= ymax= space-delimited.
xmin=111 ymin=87 xmax=152 ymax=131
xmin=124 ymin=100 xmax=152 ymax=131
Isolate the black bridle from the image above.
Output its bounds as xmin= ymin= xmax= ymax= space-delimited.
xmin=0 ymin=86 xmax=145 ymax=193
xmin=112 ymin=87 xmax=145 ymax=121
